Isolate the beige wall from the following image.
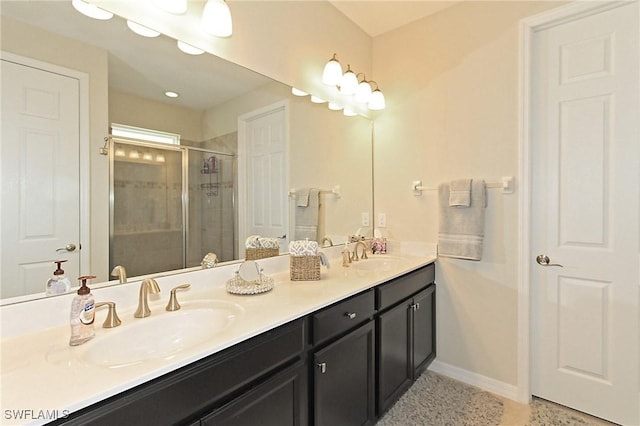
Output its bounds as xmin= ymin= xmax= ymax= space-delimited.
xmin=1 ymin=16 xmax=110 ymax=281
xmin=372 ymin=1 xmax=563 ymax=386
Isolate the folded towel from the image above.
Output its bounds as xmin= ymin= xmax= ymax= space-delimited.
xmin=294 ymin=188 xmax=320 ymax=240
xmin=289 ymin=240 xmax=319 ymax=256
xmin=245 ymin=235 xmax=260 ymax=249
xmin=257 ymin=237 xmax=279 ymax=249
xmin=296 ymin=188 xmax=310 ymax=207
xmin=438 ymin=180 xmax=487 ymax=261
xmin=449 ymin=179 xmax=472 ymax=207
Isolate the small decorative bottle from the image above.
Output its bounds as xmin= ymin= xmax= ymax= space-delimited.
xmin=69 ymin=275 xmax=96 ymax=346
xmin=46 ymin=260 xmax=71 ymax=296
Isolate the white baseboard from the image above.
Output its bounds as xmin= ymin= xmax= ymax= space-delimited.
xmin=428 ymin=360 xmax=521 ymax=402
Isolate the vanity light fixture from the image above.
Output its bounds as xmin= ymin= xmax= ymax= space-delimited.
xmin=165 ymin=91 xmax=179 ymax=98
xmin=152 ymin=0 xmax=188 ymax=15
xmin=177 ymin=40 xmax=204 ymax=55
xmin=339 ymin=65 xmax=358 ymax=95
xmin=355 ymin=74 xmax=372 ymax=104
xmin=71 ymin=0 xmax=113 ymax=20
xmin=156 ymin=154 xmax=166 ymax=163
xmin=322 ymin=53 xmax=342 ymax=86
xmin=310 ymin=96 xmax=326 ymax=104
xmin=126 ymin=20 xmax=161 ymax=38
xmin=291 ymin=88 xmax=309 ymax=97
xmin=129 ymin=150 xmax=140 ymax=159
xmin=368 ymin=81 xmax=386 ymax=110
xmin=143 ymin=152 xmax=154 ymax=161
xmin=201 ymin=0 xmax=233 ymax=38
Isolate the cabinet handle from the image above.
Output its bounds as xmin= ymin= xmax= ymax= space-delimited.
xmin=415 ymin=302 xmax=420 ymax=310
xmin=345 ymin=312 xmax=357 ymax=319
xmin=410 ymin=303 xmax=419 ymax=311
xmin=317 ymin=362 xmax=327 ymax=374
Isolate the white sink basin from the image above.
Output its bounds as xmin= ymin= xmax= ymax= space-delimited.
xmin=81 ymin=300 xmax=243 ymax=368
xmin=351 ymin=256 xmax=403 ymax=272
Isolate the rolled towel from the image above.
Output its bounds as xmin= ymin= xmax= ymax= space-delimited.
xmin=449 ymin=179 xmax=471 ymax=207
xmin=245 ymin=235 xmax=260 ymax=248
xmin=289 ymin=240 xmax=319 ymax=256
xmin=258 ymin=237 xmax=280 ymax=249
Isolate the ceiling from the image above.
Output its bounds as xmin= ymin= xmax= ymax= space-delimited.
xmin=1 ymin=1 xmax=459 ymax=111
xmin=328 ymin=1 xmax=460 ymax=37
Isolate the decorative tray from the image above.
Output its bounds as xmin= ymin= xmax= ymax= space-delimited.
xmin=225 ymin=274 xmax=274 ymax=295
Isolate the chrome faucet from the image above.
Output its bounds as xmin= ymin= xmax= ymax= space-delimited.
xmin=134 ymin=278 xmax=161 ymax=318
xmin=110 ymin=265 xmax=127 ymax=284
xmin=352 ymin=241 xmax=369 ymax=261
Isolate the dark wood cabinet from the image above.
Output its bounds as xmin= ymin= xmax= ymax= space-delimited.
xmin=201 ymin=361 xmax=307 ymax=426
xmin=376 ymin=266 xmax=436 ymax=416
xmin=313 ymin=320 xmax=375 ymax=426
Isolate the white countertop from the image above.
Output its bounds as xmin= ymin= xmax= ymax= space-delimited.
xmin=0 ymin=247 xmax=435 ymax=425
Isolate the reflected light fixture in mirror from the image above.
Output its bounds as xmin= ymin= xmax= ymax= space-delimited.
xmin=71 ymin=0 xmax=113 ymax=20
xmin=201 ymin=0 xmax=233 ymax=37
xmin=152 ymin=0 xmax=188 ymax=15
xmin=177 ymin=40 xmax=204 ymax=55
xmin=126 ymin=20 xmax=161 ymax=38
xmin=310 ymin=95 xmax=326 ymax=104
xmin=328 ymin=102 xmax=342 ymax=111
xmin=291 ymin=88 xmax=309 ymax=97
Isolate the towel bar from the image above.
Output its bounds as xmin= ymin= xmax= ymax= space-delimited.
xmin=289 ymin=185 xmax=341 ymax=198
xmin=412 ymin=177 xmax=514 ymax=196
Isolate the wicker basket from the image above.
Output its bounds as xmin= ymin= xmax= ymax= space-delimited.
xmin=245 ymin=247 xmax=279 ymax=260
xmin=290 ymin=255 xmax=321 ymax=281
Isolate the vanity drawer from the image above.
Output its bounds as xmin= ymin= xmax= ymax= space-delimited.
xmin=312 ymin=289 xmax=374 ymax=345
xmin=376 ymin=264 xmax=435 ymax=311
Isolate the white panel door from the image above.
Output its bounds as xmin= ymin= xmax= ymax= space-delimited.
xmin=243 ymin=105 xmax=288 ymax=253
xmin=1 ymin=59 xmax=81 ymax=298
xmin=530 ymin=3 xmax=639 ymax=424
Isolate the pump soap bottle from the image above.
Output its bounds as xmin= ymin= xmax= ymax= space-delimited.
xmin=69 ymin=275 xmax=96 ymax=346
xmin=46 ymin=260 xmax=71 ymax=296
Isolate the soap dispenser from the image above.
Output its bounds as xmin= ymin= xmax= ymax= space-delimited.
xmin=46 ymin=260 xmax=71 ymax=296
xmin=69 ymin=275 xmax=96 ymax=346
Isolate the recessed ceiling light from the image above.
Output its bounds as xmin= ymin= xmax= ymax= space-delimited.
xmin=126 ymin=20 xmax=161 ymax=38
xmin=165 ymin=91 xmax=179 ymax=98
xmin=177 ymin=40 xmax=204 ymax=55
xmin=71 ymin=0 xmax=113 ymax=20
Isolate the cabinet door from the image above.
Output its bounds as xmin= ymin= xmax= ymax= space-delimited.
xmin=377 ymin=300 xmax=412 ymax=415
xmin=202 ymin=361 xmax=307 ymax=426
xmin=314 ymin=321 xmax=375 ymax=426
xmin=412 ymin=285 xmax=436 ymax=378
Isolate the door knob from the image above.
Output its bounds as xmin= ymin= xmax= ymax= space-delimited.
xmin=56 ymin=243 xmax=77 ymax=252
xmin=536 ymin=254 xmax=563 ymax=267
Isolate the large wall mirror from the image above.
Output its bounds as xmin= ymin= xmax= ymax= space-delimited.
xmin=0 ymin=1 xmax=373 ymax=304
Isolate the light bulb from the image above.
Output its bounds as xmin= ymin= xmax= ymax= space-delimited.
xmin=291 ymin=88 xmax=308 ymax=96
xmin=310 ymin=96 xmax=326 ymax=104
xmin=368 ymin=89 xmax=386 ymax=110
xmin=152 ymin=0 xmax=187 ymax=14
xmin=322 ymin=54 xmax=342 ymax=86
xmin=202 ymin=0 xmax=233 ymax=38
xmin=177 ymin=40 xmax=204 ymax=55
xmin=339 ymin=65 xmax=358 ymax=95
xmin=355 ymin=80 xmax=372 ymax=103
xmin=343 ymin=108 xmax=357 ymax=117
xmin=71 ymin=0 xmax=113 ymax=20
xmin=127 ymin=20 xmax=161 ymax=37
xmin=328 ymin=102 xmax=343 ymax=111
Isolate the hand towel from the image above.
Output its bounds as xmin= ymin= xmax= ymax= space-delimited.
xmin=257 ymin=237 xmax=280 ymax=249
xmin=245 ymin=235 xmax=260 ymax=248
xmin=449 ymin=179 xmax=471 ymax=207
xmin=294 ymin=188 xmax=320 ymax=241
xmin=289 ymin=240 xmax=319 ymax=256
xmin=296 ymin=188 xmax=310 ymax=207
xmin=438 ymin=180 xmax=487 ymax=261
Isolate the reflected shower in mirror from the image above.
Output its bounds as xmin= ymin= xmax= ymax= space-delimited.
xmin=0 ymin=0 xmax=373 ymax=303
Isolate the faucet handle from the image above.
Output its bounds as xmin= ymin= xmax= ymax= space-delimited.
xmin=166 ymin=284 xmax=191 ymax=311
xmin=95 ymin=302 xmax=122 ymax=328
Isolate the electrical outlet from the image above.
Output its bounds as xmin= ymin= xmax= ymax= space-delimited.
xmin=378 ymin=213 xmax=387 ymax=227
xmin=361 ymin=212 xmax=370 ymax=227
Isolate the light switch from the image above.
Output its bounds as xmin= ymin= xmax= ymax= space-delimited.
xmin=361 ymin=212 xmax=370 ymax=226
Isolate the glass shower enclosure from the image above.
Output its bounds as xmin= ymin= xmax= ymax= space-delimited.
xmin=109 ymin=138 xmax=235 ymax=278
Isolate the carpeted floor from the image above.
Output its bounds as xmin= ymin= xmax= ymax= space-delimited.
xmin=377 ymin=371 xmax=616 ymax=426
xmin=377 ymin=371 xmax=504 ymax=426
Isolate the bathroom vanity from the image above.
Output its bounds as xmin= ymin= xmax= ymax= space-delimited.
xmin=0 ymin=249 xmax=435 ymax=426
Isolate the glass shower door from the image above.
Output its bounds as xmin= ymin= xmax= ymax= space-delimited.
xmin=110 ymin=141 xmax=184 ymax=277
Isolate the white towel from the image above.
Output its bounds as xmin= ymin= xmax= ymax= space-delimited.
xmin=449 ymin=179 xmax=471 ymax=207
xmin=257 ymin=237 xmax=280 ymax=249
xmin=438 ymin=180 xmax=487 ymax=261
xmin=245 ymin=235 xmax=260 ymax=248
xmin=294 ymin=188 xmax=320 ymax=241
xmin=289 ymin=240 xmax=319 ymax=256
